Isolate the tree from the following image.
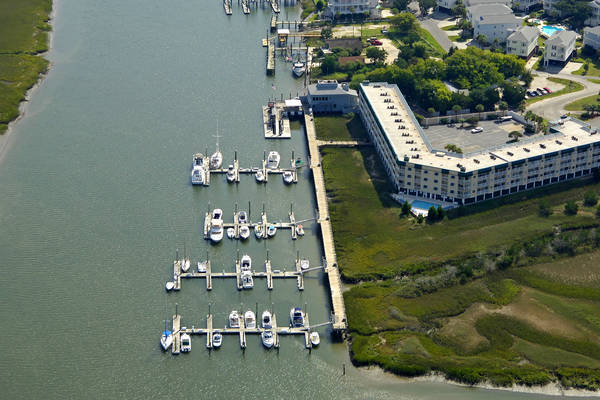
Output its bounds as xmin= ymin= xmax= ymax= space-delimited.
xmin=418 ymin=0 xmax=436 ymax=16
xmin=508 ymin=130 xmax=522 ymax=142
xmin=521 ymin=70 xmax=534 ymax=87
xmin=389 ymin=12 xmax=418 ymax=33
xmin=584 ymin=190 xmax=598 ymax=207
xmin=437 ymin=206 xmax=446 ymax=220
xmin=427 ymin=107 xmax=436 ymax=116
xmin=498 ymin=101 xmax=508 ymax=112
xmin=445 ymin=144 xmax=463 ymax=153
xmin=564 ymin=201 xmax=579 ymax=216
xmin=452 ymin=104 xmax=462 ymax=120
xmin=366 ymin=46 xmax=387 ymax=64
xmin=321 ymin=26 xmax=333 ymax=40
xmin=475 ymin=103 xmax=484 ymax=119
xmin=502 ymin=79 xmax=526 ymax=108
xmin=321 ymin=55 xmax=338 ymax=74
xmin=554 ymin=0 xmax=593 ymax=30
xmin=538 ymin=200 xmax=552 ymax=217
xmin=427 ymin=206 xmax=438 ymax=223
xmin=583 ymin=62 xmax=590 ymax=75
xmin=476 ymin=34 xmax=488 ymax=45
xmin=316 ymin=0 xmax=324 ymax=12
xmin=401 ymin=201 xmax=412 ymax=216
xmin=393 ymin=0 xmax=410 ymax=11
xmin=451 ymin=0 xmax=466 ymax=18
xmin=596 ymin=205 xmax=600 ymax=219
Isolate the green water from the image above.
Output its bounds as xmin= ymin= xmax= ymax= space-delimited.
xmin=0 ymin=1 xmax=583 ymax=398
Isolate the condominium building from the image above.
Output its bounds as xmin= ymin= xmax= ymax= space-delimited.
xmin=544 ymin=30 xmax=577 ymax=65
xmin=466 ymin=3 xmax=512 ymax=22
xmin=359 ymin=81 xmax=600 ymax=205
xmin=587 ymin=0 xmax=600 ymax=27
xmin=584 ymin=26 xmax=600 ymax=50
xmin=325 ymin=0 xmax=378 ymax=17
xmin=506 ymin=26 xmax=539 ymax=59
xmin=473 ymin=13 xmax=520 ymax=42
xmin=513 ymin=0 xmax=542 ymax=11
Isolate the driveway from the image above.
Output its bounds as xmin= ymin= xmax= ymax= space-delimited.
xmin=419 ymin=18 xmax=453 ymax=52
xmin=380 ymin=38 xmax=399 ymax=64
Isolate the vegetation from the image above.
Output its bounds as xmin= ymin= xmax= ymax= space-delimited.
xmin=0 ymin=0 xmax=52 ymax=134
xmin=565 ymin=94 xmax=600 ymax=111
xmin=300 ymin=0 xmax=316 ymax=20
xmin=314 ymin=114 xmax=367 ymax=141
xmin=526 ymin=77 xmax=584 ymax=105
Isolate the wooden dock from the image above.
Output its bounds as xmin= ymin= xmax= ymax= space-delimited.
xmin=172 ymin=314 xmax=181 ymax=354
xmin=223 ymin=0 xmax=232 ymax=15
xmin=270 ymin=15 xmax=277 ymax=32
xmin=303 ymin=111 xmax=347 ymax=332
xmin=266 ymin=39 xmax=275 ymax=75
xmin=263 ymin=103 xmax=291 ymax=139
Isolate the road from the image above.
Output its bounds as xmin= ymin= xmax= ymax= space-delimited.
xmin=419 ymin=18 xmax=453 ymax=52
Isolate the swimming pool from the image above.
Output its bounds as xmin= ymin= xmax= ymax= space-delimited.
xmin=411 ymin=200 xmax=440 ymax=212
xmin=542 ymin=25 xmax=564 ymax=37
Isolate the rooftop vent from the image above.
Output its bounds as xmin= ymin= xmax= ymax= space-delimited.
xmin=507 ymin=151 xmax=514 ymax=156
xmin=571 ymin=136 xmax=578 ymax=141
xmin=523 ymin=148 xmax=530 ymax=152
xmin=474 ymin=159 xmax=480 ymax=164
xmin=556 ymin=140 xmax=562 ymax=145
xmin=540 ymin=143 xmax=546 ymax=149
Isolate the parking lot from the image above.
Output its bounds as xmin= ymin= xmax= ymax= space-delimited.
xmin=424 ymin=120 xmax=527 ymax=154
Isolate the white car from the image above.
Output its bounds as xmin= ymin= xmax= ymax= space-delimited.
xmin=471 ymin=127 xmax=483 ymax=134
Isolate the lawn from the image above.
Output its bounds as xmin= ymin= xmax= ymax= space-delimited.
xmin=565 ymin=94 xmax=600 ymax=111
xmin=526 ymin=77 xmax=584 ymax=105
xmin=300 ymin=0 xmax=315 ymax=20
xmin=441 ymin=24 xmax=458 ymax=31
xmin=314 ymin=114 xmax=367 ymax=141
xmin=572 ymin=55 xmax=600 ymax=77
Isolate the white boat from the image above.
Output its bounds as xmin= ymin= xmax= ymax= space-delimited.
xmin=255 ymin=169 xmax=265 ymax=182
xmin=191 ymin=166 xmax=205 ymax=185
xmin=261 ymin=310 xmax=272 ymax=329
xmin=197 ymin=261 xmax=207 ymax=273
xmin=292 ymin=61 xmax=306 ymax=77
xmin=212 ymin=208 xmax=223 ymax=220
xmin=212 ymin=331 xmax=222 ymax=348
xmin=261 ymin=330 xmax=274 ymax=348
xmin=180 ymin=333 xmax=192 ymax=352
xmin=290 ymin=307 xmax=305 ymax=327
xmin=181 ymin=258 xmax=190 ymax=272
xmin=239 ymin=225 xmax=250 ymax=240
xmin=210 ymin=129 xmax=223 ymax=170
xmin=192 ymin=153 xmax=204 ymax=167
xmin=300 ymin=259 xmax=309 ymax=270
xmin=229 ymin=310 xmax=241 ymax=328
xmin=227 ymin=227 xmax=235 ymax=239
xmin=165 ymin=281 xmax=174 ymax=291
xmin=241 ymin=272 xmax=254 ymax=289
xmin=244 ymin=310 xmax=256 ymax=329
xmin=238 ymin=211 xmax=248 ymax=224
xmin=254 ymin=224 xmax=264 ymax=239
xmin=266 ymin=151 xmax=280 ymax=169
xmin=267 ymin=225 xmax=277 ymax=237
xmin=160 ymin=329 xmax=173 ymax=351
xmin=240 ymin=254 xmax=252 ymax=272
xmin=226 ymin=165 xmax=235 ymax=182
xmin=209 ymin=208 xmax=224 ymax=243
xmin=310 ymin=331 xmax=320 ymax=346
xmin=283 ymin=170 xmax=294 ymax=184
xmin=296 ymin=224 xmax=305 ymax=236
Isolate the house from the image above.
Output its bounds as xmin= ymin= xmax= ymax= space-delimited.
xmin=466 ymin=3 xmax=512 ymax=22
xmin=305 ymin=80 xmax=359 ymax=114
xmin=512 ymin=0 xmax=542 ymax=11
xmin=506 ymin=26 xmax=539 ymax=59
xmin=587 ymin=0 xmax=600 ymax=27
xmin=465 ymin=0 xmax=511 ymax=6
xmin=544 ymin=30 xmax=577 ymax=65
xmin=325 ymin=0 xmax=379 ymax=18
xmin=473 ymin=14 xmax=520 ymax=42
xmin=584 ymin=26 xmax=600 ymax=50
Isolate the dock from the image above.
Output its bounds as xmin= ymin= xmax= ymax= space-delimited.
xmin=172 ymin=314 xmax=181 ymax=354
xmin=303 ymin=111 xmax=347 ymax=332
xmin=263 ymin=102 xmax=291 ymax=139
xmin=270 ymin=15 xmax=277 ymax=32
xmin=223 ymin=0 xmax=232 ymax=15
xmin=266 ymin=38 xmax=275 ymax=75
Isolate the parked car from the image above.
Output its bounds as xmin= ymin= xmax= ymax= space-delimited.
xmin=371 ymin=39 xmax=383 ymax=45
xmin=543 ymin=87 xmax=552 ymax=94
xmin=527 ymin=90 xmax=537 ymax=97
xmin=381 ymin=28 xmax=388 ymax=34
xmin=536 ymin=88 xmax=546 ymax=95
xmin=471 ymin=127 xmax=484 ymax=133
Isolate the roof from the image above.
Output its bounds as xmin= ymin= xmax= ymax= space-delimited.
xmin=468 ymin=3 xmax=512 ymax=20
xmin=507 ymin=26 xmax=539 ymax=43
xmin=478 ymin=14 xmax=520 ymax=25
xmin=308 ymin=80 xmax=358 ymax=97
xmin=465 ymin=0 xmax=510 ymax=6
xmin=546 ymin=30 xmax=577 ymax=46
xmin=285 ymin=98 xmax=302 ymax=108
xmin=584 ymin=26 xmax=600 ymax=36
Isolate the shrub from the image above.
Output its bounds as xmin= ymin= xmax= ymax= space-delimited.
xmin=583 ymin=190 xmax=598 ymax=207
xmin=564 ymin=201 xmax=579 ymax=215
xmin=596 ymin=205 xmax=600 ymax=219
xmin=538 ymin=200 xmax=552 ymax=217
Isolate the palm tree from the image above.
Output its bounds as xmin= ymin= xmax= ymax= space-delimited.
xmin=452 ymin=104 xmax=462 ymax=122
xmin=475 ymin=104 xmax=484 ymax=120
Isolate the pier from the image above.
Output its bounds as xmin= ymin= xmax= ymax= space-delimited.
xmin=266 ymin=38 xmax=275 ymax=74
xmin=263 ymin=102 xmax=291 ymax=139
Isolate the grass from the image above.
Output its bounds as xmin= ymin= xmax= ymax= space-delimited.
xmin=314 ymin=113 xmax=367 ymax=141
xmin=526 ymin=77 xmax=584 ymax=105
xmin=0 ymin=0 xmax=52 ymax=133
xmin=572 ymin=56 xmax=600 ymax=77
xmin=441 ymin=24 xmax=458 ymax=31
xmin=565 ymin=94 xmax=600 ymax=111
xmin=448 ymin=35 xmax=460 ymax=41
xmin=300 ymin=0 xmax=315 ymax=20
xmin=416 ymin=27 xmax=446 ymax=57
xmin=589 ymin=78 xmax=600 ymax=84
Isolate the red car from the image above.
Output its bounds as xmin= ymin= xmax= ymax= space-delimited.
xmin=543 ymin=87 xmax=552 ymax=93
xmin=370 ymin=39 xmax=383 ymax=45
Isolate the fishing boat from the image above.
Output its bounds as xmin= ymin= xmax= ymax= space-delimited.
xmin=261 ymin=330 xmax=274 ymax=348
xmin=191 ymin=166 xmax=205 ymax=185
xmin=229 ymin=310 xmax=241 ymax=328
xmin=239 ymin=225 xmax=250 ymax=240
xmin=241 ymin=272 xmax=254 ymax=289
xmin=180 ymin=333 xmax=192 ymax=352
xmin=240 ymin=254 xmax=252 ymax=272
xmin=266 ymin=151 xmax=280 ymax=169
xmin=267 ymin=224 xmax=277 ymax=237
xmin=197 ymin=261 xmax=207 ymax=273
xmin=244 ymin=310 xmax=256 ymax=329
xmin=227 ymin=228 xmax=235 ymax=239
xmin=282 ymin=170 xmax=294 ymax=184
xmin=210 ymin=209 xmax=224 ymax=243
xmin=254 ymin=224 xmax=264 ymax=239
xmin=261 ymin=310 xmax=273 ymax=329
xmin=212 ymin=331 xmax=222 ymax=348
xmin=255 ymin=169 xmax=265 ymax=182
xmin=300 ymin=258 xmax=309 ymax=270
xmin=296 ymin=224 xmax=305 ymax=236
xmin=290 ymin=307 xmax=305 ymax=327
xmin=238 ymin=211 xmax=248 ymax=224
xmin=310 ymin=331 xmax=320 ymax=346
xmin=292 ymin=61 xmax=306 ymax=77
xmin=226 ymin=165 xmax=235 ymax=182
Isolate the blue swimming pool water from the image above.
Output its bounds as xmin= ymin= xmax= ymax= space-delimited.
xmin=411 ymin=200 xmax=440 ymax=211
xmin=542 ymin=25 xmax=564 ymax=36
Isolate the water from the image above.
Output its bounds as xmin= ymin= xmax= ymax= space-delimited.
xmin=0 ymin=1 xmax=583 ymax=398
xmin=542 ymin=25 xmax=564 ymax=37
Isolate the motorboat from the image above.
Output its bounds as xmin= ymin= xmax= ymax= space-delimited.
xmin=241 ymin=272 xmax=254 ymax=289
xmin=226 ymin=165 xmax=235 ymax=182
xmin=267 ymin=225 xmax=277 ymax=237
xmin=282 ymin=171 xmax=294 ymax=184
xmin=239 ymin=225 xmax=250 ymax=240
xmin=266 ymin=151 xmax=280 ymax=169
xmin=229 ymin=310 xmax=241 ymax=328
xmin=310 ymin=331 xmax=320 ymax=346
xmin=254 ymin=224 xmax=264 ymax=239
xmin=244 ymin=310 xmax=256 ymax=329
xmin=211 ymin=208 xmax=223 ymax=220
xmin=300 ymin=258 xmax=309 ymax=270
xmin=181 ymin=258 xmax=191 ymax=272
xmin=212 ymin=331 xmax=222 ymax=348
xmin=255 ymin=169 xmax=265 ymax=182
xmin=290 ymin=307 xmax=305 ymax=327
xmin=296 ymin=224 xmax=305 ymax=236
xmin=238 ymin=211 xmax=248 ymax=224
xmin=227 ymin=228 xmax=235 ymax=239
xmin=191 ymin=166 xmax=205 ymax=185
xmin=160 ymin=329 xmax=173 ymax=351
xmin=180 ymin=333 xmax=192 ymax=352
xmin=210 ymin=126 xmax=223 ymax=170
xmin=240 ymin=254 xmax=252 ymax=272
xmin=292 ymin=61 xmax=306 ymax=77
xmin=197 ymin=261 xmax=207 ymax=273
xmin=192 ymin=153 xmax=204 ymax=167
xmin=165 ymin=281 xmax=174 ymax=291
xmin=210 ymin=208 xmax=224 ymax=243
xmin=261 ymin=330 xmax=274 ymax=348
xmin=262 ymin=310 xmax=272 ymax=329
xmin=294 ymin=157 xmax=304 ymax=168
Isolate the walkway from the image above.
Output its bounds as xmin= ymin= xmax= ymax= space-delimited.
xmin=315 ymin=139 xmax=371 ymax=147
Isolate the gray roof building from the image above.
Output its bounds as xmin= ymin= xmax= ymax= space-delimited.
xmin=306 ymin=80 xmax=358 ymax=114
xmin=546 ymin=30 xmax=577 ymax=47
xmin=507 ymin=26 xmax=539 ymax=43
xmin=467 ymin=3 xmax=512 ymax=21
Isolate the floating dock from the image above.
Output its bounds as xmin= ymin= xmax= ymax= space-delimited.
xmin=263 ymin=103 xmax=291 ymax=139
xmin=266 ymin=39 xmax=275 ymax=75
xmin=270 ymin=15 xmax=277 ymax=32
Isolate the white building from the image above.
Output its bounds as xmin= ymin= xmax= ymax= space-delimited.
xmin=513 ymin=0 xmax=543 ymax=11
xmin=306 ymin=80 xmax=359 ymax=113
xmin=584 ymin=26 xmax=600 ymax=50
xmin=325 ymin=0 xmax=378 ymax=17
xmin=466 ymin=3 xmax=512 ymax=22
xmin=437 ymin=0 xmax=458 ymax=11
xmin=359 ymin=81 xmax=600 ymax=206
xmin=544 ymin=30 xmax=577 ymax=65
xmin=506 ymin=26 xmax=539 ymax=59
xmin=473 ymin=14 xmax=520 ymax=42
xmin=465 ymin=0 xmax=510 ymax=6
xmin=587 ymin=0 xmax=600 ymax=27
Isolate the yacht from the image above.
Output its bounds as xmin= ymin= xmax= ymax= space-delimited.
xmin=244 ymin=310 xmax=256 ymax=329
xmin=181 ymin=258 xmax=191 ymax=272
xmin=290 ymin=307 xmax=305 ymax=327
xmin=191 ymin=166 xmax=205 ymax=185
xmin=227 ymin=228 xmax=235 ymax=239
xmin=238 ymin=211 xmax=248 ymax=224
xmin=210 ymin=130 xmax=223 ymax=170
xmin=239 ymin=225 xmax=250 ymax=240
xmin=240 ymin=254 xmax=252 ymax=272
xmin=282 ymin=170 xmax=294 ymax=184
xmin=296 ymin=224 xmax=305 ymax=236
xmin=241 ymin=272 xmax=254 ymax=289
xmin=266 ymin=151 xmax=280 ymax=169
xmin=160 ymin=329 xmax=173 ymax=351
xmin=267 ymin=225 xmax=277 ymax=237
xmin=212 ymin=331 xmax=222 ymax=348
xmin=192 ymin=153 xmax=204 ymax=167
xmin=300 ymin=258 xmax=309 ymax=270
xmin=310 ymin=331 xmax=320 ymax=346
xmin=226 ymin=165 xmax=235 ymax=182
xmin=261 ymin=330 xmax=274 ymax=348
xmin=180 ymin=333 xmax=192 ymax=352
xmin=255 ymin=169 xmax=265 ymax=182
xmin=229 ymin=310 xmax=241 ymax=328
xmin=261 ymin=310 xmax=273 ymax=329
xmin=254 ymin=224 xmax=264 ymax=239
xmin=292 ymin=61 xmax=306 ymax=77
xmin=209 ymin=209 xmax=224 ymax=243
xmin=197 ymin=261 xmax=207 ymax=273
xmin=165 ymin=281 xmax=174 ymax=291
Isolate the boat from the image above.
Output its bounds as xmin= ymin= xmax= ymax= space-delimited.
xmin=261 ymin=310 xmax=273 ymax=329
xmin=210 ymin=208 xmax=224 ymax=243
xmin=254 ymin=224 xmax=264 ymax=238
xmin=197 ymin=261 xmax=207 ymax=273
xmin=239 ymin=225 xmax=250 ymax=240
xmin=238 ymin=211 xmax=248 ymax=224
xmin=282 ymin=170 xmax=294 ymax=184
xmin=191 ymin=166 xmax=205 ymax=185
xmin=165 ymin=281 xmax=174 ymax=291
xmin=210 ymin=128 xmax=222 ymax=170
xmin=212 ymin=331 xmax=222 ymax=348
xmin=244 ymin=310 xmax=256 ymax=329
xmin=180 ymin=333 xmax=192 ymax=352
xmin=255 ymin=169 xmax=265 ymax=182
xmin=300 ymin=258 xmax=309 ymax=270
xmin=292 ymin=61 xmax=306 ymax=77
xmin=310 ymin=331 xmax=320 ymax=346
xmin=211 ymin=208 xmax=223 ymax=220
xmin=294 ymin=157 xmax=304 ymax=168
xmin=229 ymin=310 xmax=241 ymax=328
xmin=161 ymin=328 xmax=173 ymax=351
xmin=241 ymin=272 xmax=254 ymax=289
xmin=296 ymin=224 xmax=305 ymax=236
xmin=192 ymin=153 xmax=204 ymax=167
xmin=266 ymin=151 xmax=280 ymax=169
xmin=226 ymin=165 xmax=235 ymax=182
xmin=227 ymin=228 xmax=235 ymax=239
xmin=181 ymin=258 xmax=190 ymax=272
xmin=240 ymin=254 xmax=252 ymax=272
xmin=267 ymin=225 xmax=277 ymax=237
xmin=261 ymin=330 xmax=274 ymax=348
xmin=290 ymin=307 xmax=305 ymax=327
